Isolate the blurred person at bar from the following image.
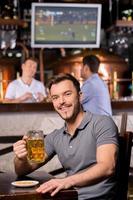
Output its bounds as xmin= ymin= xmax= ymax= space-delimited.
xmin=81 ymin=55 xmax=112 ymax=116
xmin=13 ymin=73 xmax=118 ymax=200
xmin=4 ymin=57 xmax=46 ymax=103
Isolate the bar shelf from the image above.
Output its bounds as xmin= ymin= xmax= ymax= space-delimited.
xmin=0 ymin=18 xmax=27 ymax=27
xmin=116 ymin=20 xmax=133 ymax=27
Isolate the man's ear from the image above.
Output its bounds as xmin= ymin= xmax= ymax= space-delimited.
xmin=79 ymin=91 xmax=83 ymax=102
xmin=84 ymin=64 xmax=90 ymax=72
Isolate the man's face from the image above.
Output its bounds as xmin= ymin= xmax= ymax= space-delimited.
xmin=50 ymin=80 xmax=81 ymax=122
xmin=22 ymin=60 xmax=37 ymax=78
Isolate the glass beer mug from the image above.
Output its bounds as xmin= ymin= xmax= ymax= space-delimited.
xmin=26 ymin=130 xmax=45 ymax=163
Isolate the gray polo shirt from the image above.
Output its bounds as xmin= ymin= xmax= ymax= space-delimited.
xmin=45 ymin=112 xmax=118 ymax=200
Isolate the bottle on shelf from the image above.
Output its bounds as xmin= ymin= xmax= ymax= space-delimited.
xmin=12 ymin=0 xmax=19 ymax=19
xmin=2 ymin=3 xmax=13 ymax=19
xmin=1 ymin=0 xmax=19 ymax=20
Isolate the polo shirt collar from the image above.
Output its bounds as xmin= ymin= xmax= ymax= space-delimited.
xmin=63 ymin=111 xmax=92 ymax=134
xmin=78 ymin=111 xmax=92 ymax=129
xmin=18 ymin=78 xmax=35 ymax=87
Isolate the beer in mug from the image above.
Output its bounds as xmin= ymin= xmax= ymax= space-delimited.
xmin=26 ymin=130 xmax=45 ymax=163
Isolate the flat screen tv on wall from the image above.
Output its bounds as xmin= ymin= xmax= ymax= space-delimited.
xmin=31 ymin=3 xmax=102 ymax=48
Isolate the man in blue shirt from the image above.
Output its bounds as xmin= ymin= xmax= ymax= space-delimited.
xmin=81 ymin=55 xmax=112 ymax=116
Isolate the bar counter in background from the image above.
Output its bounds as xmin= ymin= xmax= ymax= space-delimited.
xmin=0 ymin=100 xmax=132 ymax=113
xmin=111 ymin=99 xmax=133 ymax=114
xmin=0 ymin=102 xmax=54 ymax=112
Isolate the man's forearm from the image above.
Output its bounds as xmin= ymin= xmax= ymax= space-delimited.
xmin=66 ymin=162 xmax=115 ymax=188
xmin=14 ymin=156 xmax=38 ymax=176
xmin=3 ymin=98 xmax=22 ymax=103
xmin=14 ymin=153 xmax=49 ymax=176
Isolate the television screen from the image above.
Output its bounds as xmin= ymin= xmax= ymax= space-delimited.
xmin=31 ymin=3 xmax=102 ymax=48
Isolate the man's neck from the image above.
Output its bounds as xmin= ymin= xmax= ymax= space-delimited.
xmin=86 ymin=71 xmax=94 ymax=79
xmin=66 ymin=110 xmax=85 ymax=136
xmin=83 ymin=71 xmax=93 ymax=81
xmin=21 ymin=76 xmax=33 ymax=86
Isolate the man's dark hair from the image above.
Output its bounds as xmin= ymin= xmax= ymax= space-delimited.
xmin=47 ymin=73 xmax=80 ymax=93
xmin=82 ymin=55 xmax=100 ymax=73
xmin=24 ymin=57 xmax=39 ymax=65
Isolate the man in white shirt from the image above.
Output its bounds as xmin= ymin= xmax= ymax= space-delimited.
xmin=4 ymin=57 xmax=47 ymax=103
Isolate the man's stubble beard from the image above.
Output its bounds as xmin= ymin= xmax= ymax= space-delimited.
xmin=55 ymin=100 xmax=81 ymax=123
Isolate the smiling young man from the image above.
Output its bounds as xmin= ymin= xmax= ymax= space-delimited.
xmin=13 ymin=73 xmax=118 ymax=200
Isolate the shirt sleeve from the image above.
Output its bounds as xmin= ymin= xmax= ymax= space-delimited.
xmin=93 ymin=115 xmax=118 ymax=147
xmin=5 ymin=82 xmax=16 ymax=99
xmin=44 ymin=131 xmax=56 ymax=158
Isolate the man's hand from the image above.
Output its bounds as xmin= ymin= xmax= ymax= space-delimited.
xmin=36 ymin=92 xmax=45 ymax=102
xmin=13 ymin=136 xmax=28 ymax=160
xmin=3 ymin=92 xmax=33 ymax=103
xmin=20 ymin=92 xmax=33 ymax=102
xmin=36 ymin=177 xmax=73 ymax=196
xmin=13 ymin=135 xmax=41 ymax=176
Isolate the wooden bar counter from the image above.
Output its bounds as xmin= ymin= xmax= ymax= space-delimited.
xmin=0 ymin=100 xmax=132 ymax=113
xmin=111 ymin=100 xmax=133 ymax=114
xmin=0 ymin=102 xmax=54 ymax=113
xmin=0 ymin=171 xmax=78 ymax=200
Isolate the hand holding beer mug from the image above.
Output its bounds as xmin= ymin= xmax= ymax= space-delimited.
xmin=26 ymin=130 xmax=45 ymax=163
